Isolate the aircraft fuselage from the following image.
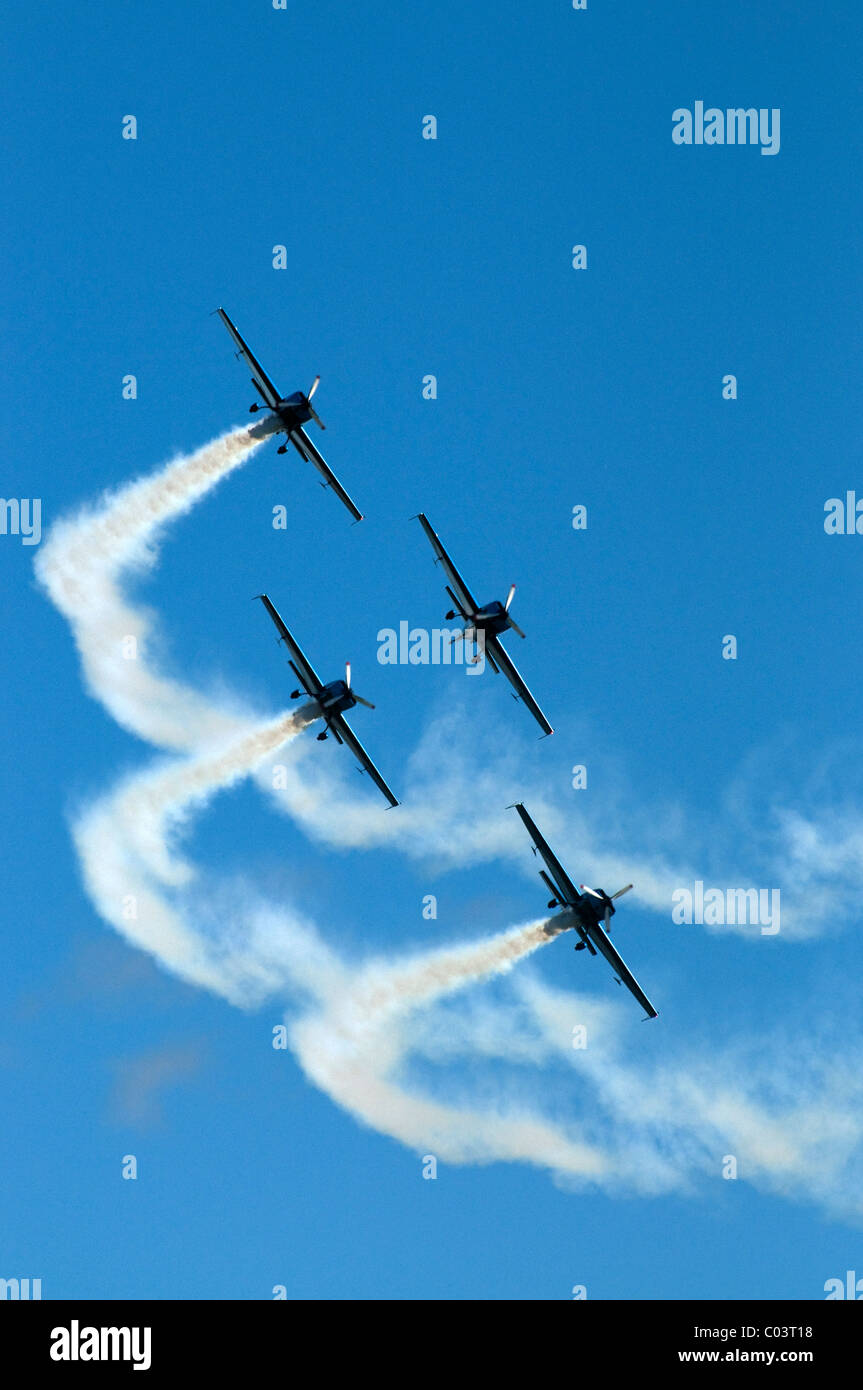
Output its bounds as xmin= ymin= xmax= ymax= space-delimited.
xmin=317 ymin=679 xmax=356 ymax=717
xmin=472 ymin=600 xmax=510 ymax=636
xmin=555 ymin=891 xmax=615 ymax=935
xmin=273 ymin=393 xmax=314 ymax=432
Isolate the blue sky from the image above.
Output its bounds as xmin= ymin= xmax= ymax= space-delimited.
xmin=3 ymin=1 xmax=863 ymax=1299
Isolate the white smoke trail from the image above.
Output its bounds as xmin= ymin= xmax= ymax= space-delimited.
xmin=30 ymin=418 xmax=700 ymax=901
xmin=69 ymin=714 xmax=863 ymax=1211
xmin=34 ymin=420 xmax=863 ymax=1215
xmin=73 ymin=705 xmax=317 ymax=1001
xmin=288 ymin=916 xmax=610 ymax=1176
xmin=344 ymin=918 xmax=562 ymax=1024
xmin=35 ymin=422 xmax=274 ymax=749
xmin=34 ymin=422 xmax=857 ymax=939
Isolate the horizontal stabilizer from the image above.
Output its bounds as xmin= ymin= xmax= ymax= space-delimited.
xmin=539 ymin=869 xmax=561 ymax=904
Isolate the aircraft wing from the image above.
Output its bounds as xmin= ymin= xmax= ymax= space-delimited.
xmin=511 ymin=803 xmax=580 ymax=905
xmin=584 ymin=921 xmax=659 ymax=1020
xmin=416 ymin=514 xmax=480 ymax=618
xmin=290 ymin=429 xmax=363 ymax=523
xmin=216 ymin=308 xmax=282 ymax=410
xmin=485 ymin=636 xmax=553 ymax=737
xmin=257 ymin=594 xmax=323 ymax=697
xmin=329 ymin=712 xmax=399 ymax=808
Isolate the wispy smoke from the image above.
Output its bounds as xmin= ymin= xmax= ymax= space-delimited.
xmin=35 ymin=422 xmax=273 ymax=748
xmin=73 ymin=706 xmax=317 ymax=1001
xmin=288 ymin=916 xmax=610 ymax=1176
xmin=35 ymin=424 xmax=863 ymax=1223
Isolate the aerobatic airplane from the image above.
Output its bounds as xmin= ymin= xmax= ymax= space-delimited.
xmin=416 ymin=513 xmax=553 ymax=736
xmin=258 ymin=593 xmax=398 ymax=808
xmin=216 ymin=307 xmax=363 ymax=522
xmin=511 ymin=802 xmax=658 ymax=1018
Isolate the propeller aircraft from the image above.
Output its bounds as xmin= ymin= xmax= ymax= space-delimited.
xmin=416 ymin=513 xmax=553 ymax=736
xmin=511 ymin=802 xmax=658 ymax=1018
xmin=257 ymin=593 xmax=398 ymax=808
xmin=216 ymin=307 xmax=363 ymax=522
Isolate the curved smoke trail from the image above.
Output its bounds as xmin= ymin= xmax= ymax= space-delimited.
xmin=35 ymin=421 xmax=275 ymax=748
xmin=34 ymin=423 xmax=863 ymax=1216
xmin=73 ymin=706 xmax=318 ymax=1000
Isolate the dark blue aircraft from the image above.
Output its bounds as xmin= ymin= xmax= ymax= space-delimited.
xmin=216 ymin=308 xmax=363 ymax=522
xmin=511 ymin=802 xmax=658 ymax=1019
xmin=416 ymin=513 xmax=553 ymax=736
xmin=257 ymin=594 xmax=398 ymax=808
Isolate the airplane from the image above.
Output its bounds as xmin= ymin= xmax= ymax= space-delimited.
xmin=416 ymin=513 xmax=553 ymax=737
xmin=510 ymin=802 xmax=658 ymax=1019
xmin=257 ymin=593 xmax=398 ymax=808
xmin=216 ymin=307 xmax=364 ymax=523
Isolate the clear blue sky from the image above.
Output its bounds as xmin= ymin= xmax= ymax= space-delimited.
xmin=2 ymin=1 xmax=862 ymax=1299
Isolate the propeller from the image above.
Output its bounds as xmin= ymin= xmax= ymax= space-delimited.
xmin=305 ymin=376 xmax=325 ymax=430
xmin=503 ymin=585 xmax=526 ymax=638
xmin=579 ymin=884 xmax=603 ymax=899
xmin=601 ymin=885 xmax=634 ymax=935
xmin=345 ymin=661 xmax=375 ymax=709
xmin=470 ymin=585 xmax=527 ymax=637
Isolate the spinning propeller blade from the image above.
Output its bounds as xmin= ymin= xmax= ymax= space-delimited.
xmin=346 ymin=660 xmax=375 ymax=708
xmin=503 ymin=586 xmax=525 ymax=636
xmin=610 ymin=884 xmax=633 ymax=901
xmin=304 ymin=376 xmax=325 ymax=429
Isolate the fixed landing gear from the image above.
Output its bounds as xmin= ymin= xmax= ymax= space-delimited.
xmin=574 ymin=942 xmax=586 ymax=951
xmin=316 ymin=730 xmax=328 ymax=742
xmin=249 ymin=403 xmax=259 ymax=413
xmin=277 ymin=443 xmax=288 ymax=454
